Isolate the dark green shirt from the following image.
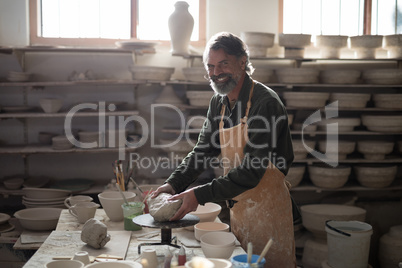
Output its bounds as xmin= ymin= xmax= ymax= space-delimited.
xmin=166 ymin=74 xmax=294 ymax=205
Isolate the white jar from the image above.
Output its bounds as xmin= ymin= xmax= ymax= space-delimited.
xmin=168 ymin=1 xmax=194 ymax=56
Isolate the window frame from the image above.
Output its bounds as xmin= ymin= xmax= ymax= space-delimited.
xmin=278 ymin=0 xmax=373 ymax=35
xmin=29 ymin=0 xmax=206 ymax=47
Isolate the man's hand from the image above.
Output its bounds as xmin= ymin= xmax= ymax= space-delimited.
xmin=168 ymin=188 xmax=199 ymax=221
xmin=150 ymin=183 xmax=175 ymax=198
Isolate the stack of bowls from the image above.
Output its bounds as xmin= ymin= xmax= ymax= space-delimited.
xmin=292 ymin=139 xmax=316 ymax=160
xmin=240 ymin=32 xmax=275 ymax=57
xmin=318 ymin=140 xmax=356 ymax=160
xmin=362 ymin=69 xmax=402 ymax=84
xmin=200 ymin=231 xmax=237 ymax=259
xmin=317 ymin=117 xmax=361 ymax=132
xmin=350 ymin=35 xmax=383 ymax=59
xmin=316 ymin=35 xmax=348 ymax=59
xmin=278 ymin=34 xmax=312 ymax=58
xmin=285 ymin=165 xmax=305 ymax=187
xmin=357 ymin=140 xmax=394 ymax=160
xmin=194 ymin=221 xmax=230 ymax=241
xmin=384 ymin=34 xmax=402 ymax=58
xmin=78 ymin=131 xmax=102 ymax=148
xmin=251 ymin=67 xmax=274 ymax=83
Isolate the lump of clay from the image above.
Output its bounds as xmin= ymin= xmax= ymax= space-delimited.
xmin=81 ymin=218 xmax=111 ymax=249
xmin=147 ymin=193 xmax=182 ymax=222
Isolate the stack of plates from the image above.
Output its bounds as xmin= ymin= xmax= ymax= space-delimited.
xmin=7 ymin=71 xmax=31 ymax=82
xmin=78 ymin=131 xmax=102 ymax=148
xmin=22 ymin=187 xmax=71 ymax=208
xmin=0 ymin=213 xmax=14 ymax=233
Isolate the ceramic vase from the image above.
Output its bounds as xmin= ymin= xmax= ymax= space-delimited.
xmin=168 ymin=1 xmax=194 ymax=56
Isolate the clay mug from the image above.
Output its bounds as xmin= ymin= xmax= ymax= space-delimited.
xmin=64 ymin=195 xmax=93 ymax=208
xmin=141 ymin=248 xmax=158 ymax=268
xmin=69 ymin=202 xmax=99 ymax=224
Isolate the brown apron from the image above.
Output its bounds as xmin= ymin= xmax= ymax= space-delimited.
xmin=219 ymin=82 xmax=296 ymax=268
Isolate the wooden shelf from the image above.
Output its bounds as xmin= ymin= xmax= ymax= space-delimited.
xmin=290 ymin=179 xmax=402 ymax=192
xmin=0 ymin=144 xmax=138 ymax=155
xmin=0 ymin=109 xmax=139 ymax=119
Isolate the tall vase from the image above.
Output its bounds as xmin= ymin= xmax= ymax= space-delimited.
xmin=168 ymin=1 xmax=194 ymax=56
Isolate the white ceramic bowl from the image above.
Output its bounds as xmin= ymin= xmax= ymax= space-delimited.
xmin=373 ymin=94 xmax=402 ymax=109
xmin=357 ymin=140 xmax=394 ymax=160
xmin=251 ymin=67 xmax=274 ymax=83
xmin=194 ymin=221 xmax=230 ymax=241
xmin=0 ymin=213 xmax=10 ymax=225
xmin=318 ymin=140 xmax=356 ymax=160
xmin=190 ymin=202 xmax=222 ymax=222
xmin=292 ymin=139 xmax=316 ymax=160
xmin=384 ymin=34 xmax=402 ymax=57
xmin=276 ymin=68 xmax=320 ymax=84
xmin=205 ymin=258 xmax=232 ymax=268
xmin=300 ymin=204 xmax=366 ymax=239
xmin=39 ymin=98 xmax=63 ymax=113
xmin=320 ymin=69 xmax=361 ymax=84
xmin=130 ymin=65 xmax=175 ymax=81
xmin=98 ymin=191 xmax=137 ymax=222
xmin=3 ymin=177 xmax=24 ymax=190
xmin=282 ymin=92 xmax=329 ymax=108
xmin=45 ymin=260 xmax=84 ymax=268
xmin=350 ymin=35 xmax=383 ymax=59
xmin=241 ymin=32 xmax=275 ymax=57
xmin=354 ymin=165 xmax=398 ymax=188
xmin=317 ymin=118 xmax=361 ymax=132
xmin=200 ymin=231 xmax=236 ymax=259
xmin=362 ymin=69 xmax=402 ymax=84
xmin=362 ymin=115 xmax=402 ymax=132
xmin=308 ymin=165 xmax=351 ymax=189
xmin=182 ymin=67 xmax=207 ymax=82
xmin=85 ymin=261 xmax=142 ymax=268
xmin=285 ymin=165 xmax=305 ymax=187
xmin=316 ymin=35 xmax=348 ymax=58
xmin=14 ymin=207 xmax=62 ymax=231
xmin=22 ymin=187 xmax=71 ymax=199
xmin=329 ymin=93 xmax=370 ymax=108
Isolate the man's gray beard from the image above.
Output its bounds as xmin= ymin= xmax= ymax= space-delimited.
xmin=210 ymin=78 xmax=238 ymax=96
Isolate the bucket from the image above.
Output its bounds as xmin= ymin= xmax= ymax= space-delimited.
xmin=325 ymin=220 xmax=373 ymax=268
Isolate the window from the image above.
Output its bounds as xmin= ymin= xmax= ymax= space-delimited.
xmin=30 ymin=0 xmax=206 ymax=47
xmin=281 ymin=0 xmax=402 ymax=36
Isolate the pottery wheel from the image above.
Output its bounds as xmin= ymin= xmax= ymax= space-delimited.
xmin=133 ymin=213 xmax=199 ymax=254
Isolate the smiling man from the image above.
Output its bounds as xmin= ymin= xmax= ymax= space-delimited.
xmin=152 ymin=32 xmax=296 ymax=267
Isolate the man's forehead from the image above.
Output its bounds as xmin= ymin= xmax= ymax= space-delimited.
xmin=207 ymin=48 xmax=233 ymax=63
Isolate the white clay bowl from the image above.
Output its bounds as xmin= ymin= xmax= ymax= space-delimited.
xmin=276 ymin=68 xmax=320 ymax=84
xmin=292 ymin=139 xmax=316 ymax=160
xmin=362 ymin=69 xmax=402 ymax=84
xmin=317 ymin=118 xmax=361 ymax=132
xmin=241 ymin=32 xmax=275 ymax=57
xmin=329 ymin=93 xmax=370 ymax=108
xmin=318 ymin=140 xmax=356 ymax=160
xmin=308 ymin=165 xmax=351 ymax=189
xmin=39 ymin=98 xmax=63 ymax=113
xmin=350 ymin=35 xmax=384 ymax=59
xmin=285 ymin=165 xmax=305 ymax=187
xmin=373 ymin=94 xmax=402 ymax=109
xmin=194 ymin=222 xmax=230 ymax=241
xmin=354 ymin=165 xmax=398 ymax=188
xmin=362 ymin=115 xmax=402 ymax=132
xmin=357 ymin=140 xmax=394 ymax=160
xmin=384 ymin=34 xmax=402 ymax=58
xmin=14 ymin=207 xmax=63 ymax=231
xmin=251 ymin=67 xmax=274 ymax=83
xmin=320 ymin=69 xmax=361 ymax=84
xmin=316 ymin=35 xmax=348 ymax=58
xmin=130 ymin=65 xmax=175 ymax=81
xmin=282 ymin=92 xmax=329 ymax=108
xmin=200 ymin=231 xmax=236 ymax=259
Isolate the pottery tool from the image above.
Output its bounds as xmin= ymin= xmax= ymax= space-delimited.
xmin=130 ymin=177 xmax=144 ymax=194
xmin=247 ymin=242 xmax=253 ymax=263
xmin=256 ymin=238 xmax=273 ymax=264
xmin=116 ymin=183 xmax=129 ymax=205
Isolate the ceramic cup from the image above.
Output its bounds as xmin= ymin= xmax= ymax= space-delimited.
xmin=231 ymin=254 xmax=266 ymax=268
xmin=64 ymin=195 xmax=93 ymax=208
xmin=68 ymin=202 xmax=99 ymax=224
xmin=141 ymin=248 xmax=158 ymax=268
xmin=72 ymin=251 xmax=90 ymax=265
xmin=45 ymin=260 xmax=84 ymax=268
